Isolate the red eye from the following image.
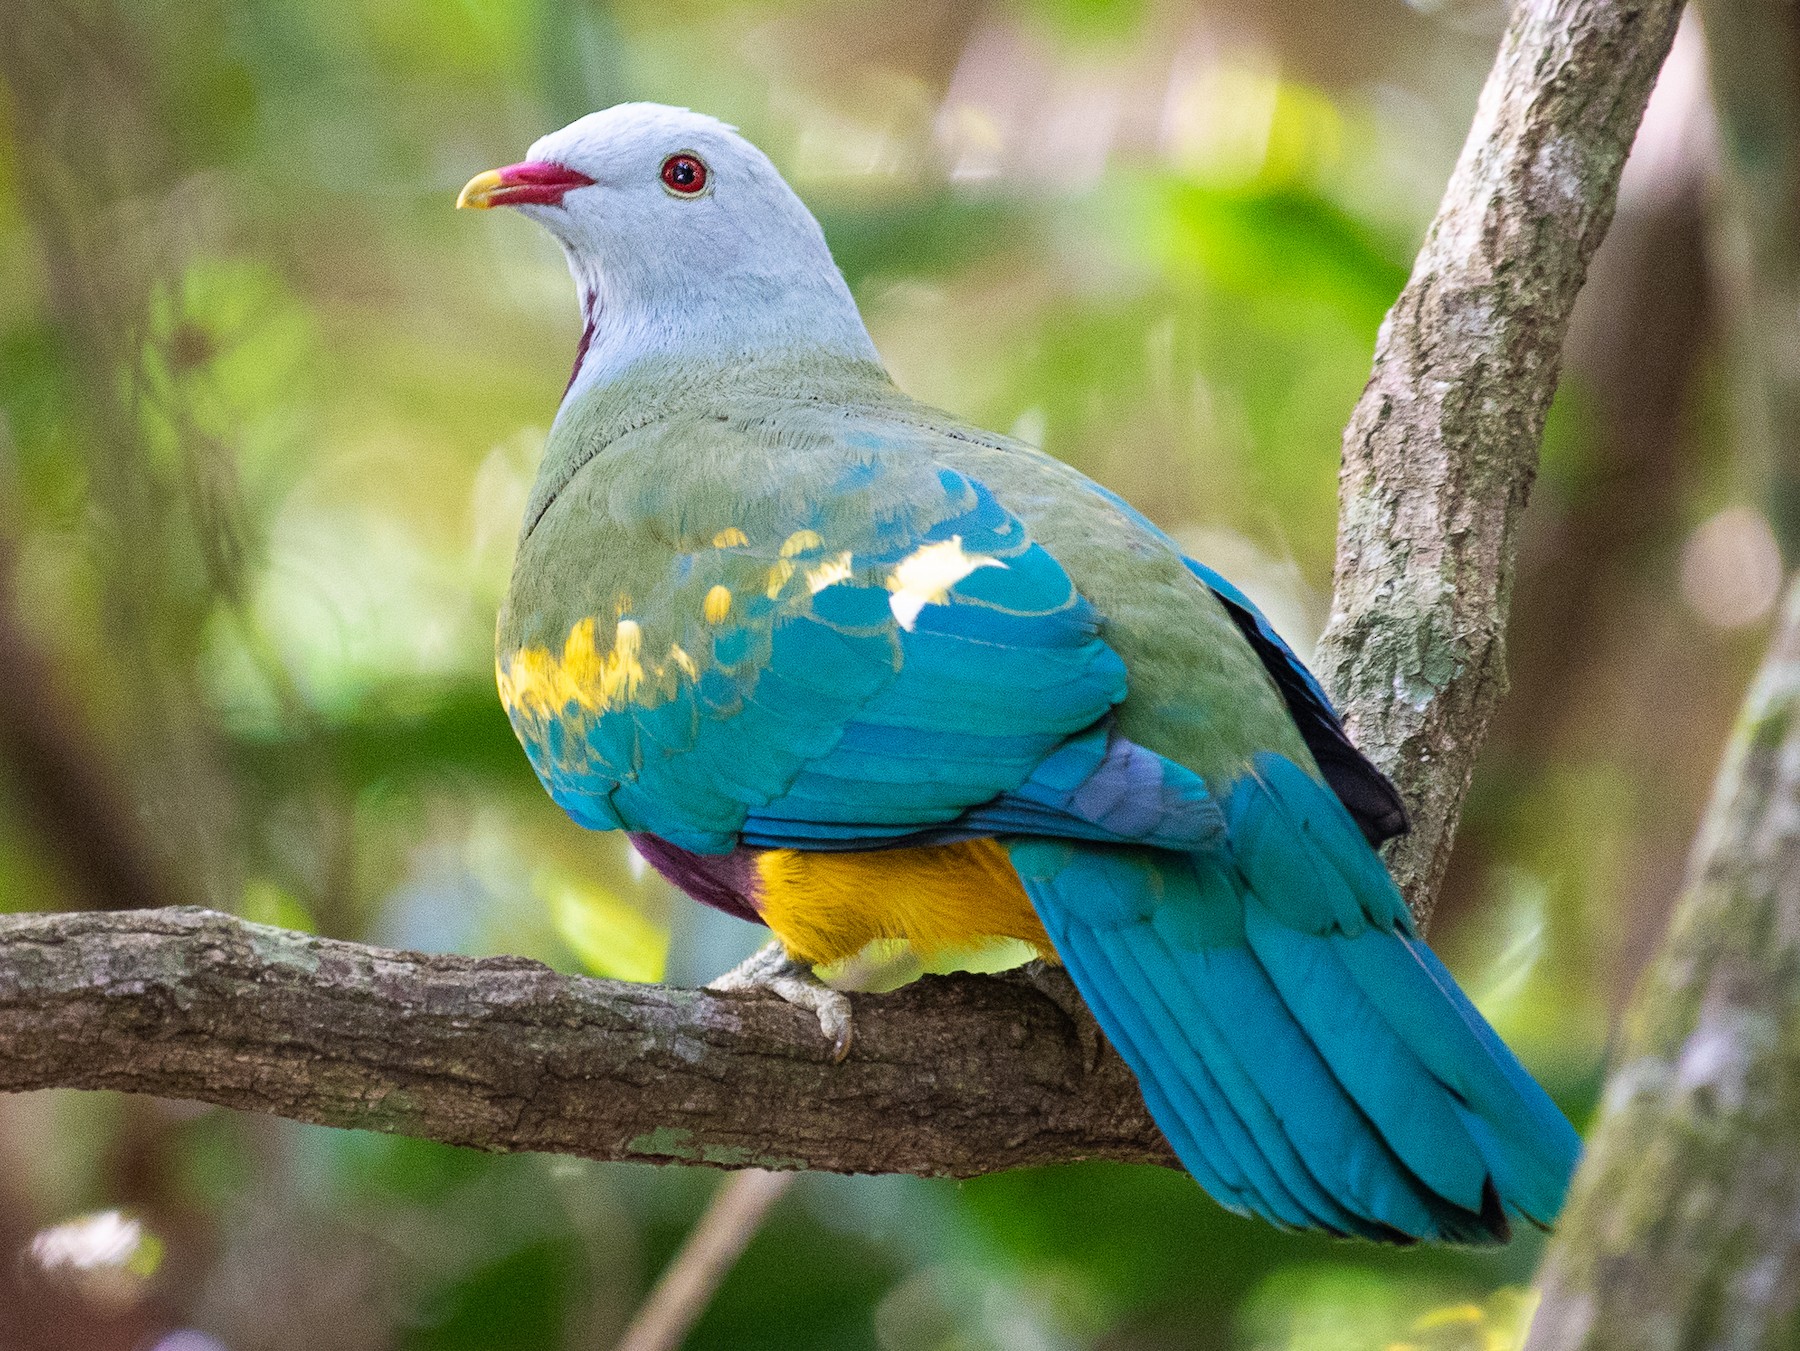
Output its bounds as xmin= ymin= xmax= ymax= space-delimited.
xmin=660 ymin=153 xmax=708 ymax=196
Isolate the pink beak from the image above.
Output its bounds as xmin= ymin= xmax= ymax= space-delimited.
xmin=457 ymin=160 xmax=595 ymax=210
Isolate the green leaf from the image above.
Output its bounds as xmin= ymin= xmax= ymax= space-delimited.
xmin=402 ymin=1238 xmax=578 ymax=1351
xmin=541 ymin=869 xmax=668 ymax=982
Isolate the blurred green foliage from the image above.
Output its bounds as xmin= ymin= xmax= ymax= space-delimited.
xmin=0 ymin=0 xmax=1765 ymax=1347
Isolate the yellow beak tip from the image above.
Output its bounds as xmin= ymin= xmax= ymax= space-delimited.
xmin=457 ymin=169 xmax=504 ymax=210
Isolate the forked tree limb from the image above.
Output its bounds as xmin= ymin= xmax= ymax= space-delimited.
xmin=1315 ymin=0 xmax=1686 ymax=927
xmin=0 ymin=0 xmax=1682 ymax=1170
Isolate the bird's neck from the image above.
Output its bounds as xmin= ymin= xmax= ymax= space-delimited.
xmin=558 ymin=253 xmax=882 ymax=408
xmin=548 ymin=345 xmax=896 ymax=460
xmin=523 ymin=342 xmax=899 ymax=552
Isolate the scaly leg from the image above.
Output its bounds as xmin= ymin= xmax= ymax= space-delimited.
xmin=708 ymin=941 xmax=854 ymax=1062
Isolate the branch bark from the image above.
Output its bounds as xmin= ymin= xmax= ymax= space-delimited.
xmin=1524 ymin=579 xmax=1800 ymax=1351
xmin=1315 ymin=0 xmax=1686 ymax=926
xmin=0 ymin=0 xmax=1682 ymax=1171
xmin=0 ymin=908 xmax=1168 ymax=1175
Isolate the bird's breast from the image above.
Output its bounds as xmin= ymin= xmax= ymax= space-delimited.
xmin=752 ymin=839 xmax=1051 ymax=967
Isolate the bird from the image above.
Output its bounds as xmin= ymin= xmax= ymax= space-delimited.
xmin=458 ymin=102 xmax=1581 ymax=1244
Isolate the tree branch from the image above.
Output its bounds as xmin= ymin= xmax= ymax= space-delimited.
xmin=0 ymin=908 xmax=1168 ymax=1175
xmin=613 ymin=1171 xmax=795 ymax=1351
xmin=1315 ymin=0 xmax=1686 ymax=926
xmin=0 ymin=0 xmax=1684 ymax=1169
xmin=1523 ymin=579 xmax=1800 ymax=1351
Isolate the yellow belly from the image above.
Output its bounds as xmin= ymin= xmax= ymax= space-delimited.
xmin=753 ymin=839 xmax=1052 ymax=967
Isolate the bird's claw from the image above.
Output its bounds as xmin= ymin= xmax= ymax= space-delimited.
xmin=708 ymin=941 xmax=854 ymax=1062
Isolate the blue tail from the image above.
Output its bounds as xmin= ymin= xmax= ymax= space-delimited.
xmin=1007 ymin=754 xmax=1581 ymax=1244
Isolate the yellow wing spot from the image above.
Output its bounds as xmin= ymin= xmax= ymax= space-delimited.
xmin=712 ymin=526 xmax=749 ymax=548
xmin=779 ymin=529 xmax=824 ymax=558
xmin=598 ymin=619 xmax=644 ymax=707
xmin=703 ymin=585 xmax=733 ymax=624
xmin=765 ymin=559 xmax=795 ymax=599
xmin=805 ymin=551 xmax=855 ymax=594
xmin=886 ymin=537 xmax=1006 ymax=630
xmin=497 ymin=616 xmax=645 ymax=719
xmin=667 ymin=643 xmax=699 ymax=679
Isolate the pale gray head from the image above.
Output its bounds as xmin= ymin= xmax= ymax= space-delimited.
xmin=459 ymin=103 xmax=880 ymax=398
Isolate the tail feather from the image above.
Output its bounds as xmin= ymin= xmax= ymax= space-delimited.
xmin=1233 ymin=754 xmax=1579 ymax=1231
xmin=1054 ymin=929 xmax=1296 ymax=1226
xmin=1008 ymin=764 xmax=1581 ymax=1245
xmin=1241 ymin=898 xmax=1497 ymax=1216
xmin=1332 ymin=931 xmax=1581 ymax=1225
xmin=1087 ymin=926 xmax=1374 ymax=1234
xmin=1110 ymin=925 xmax=1425 ymax=1240
xmin=1034 ymin=849 xmax=1321 ymax=1228
xmin=1124 ymin=852 xmax=1439 ymax=1237
xmin=1138 ymin=911 xmax=1444 ymax=1239
xmin=1227 ymin=753 xmax=1412 ymax=934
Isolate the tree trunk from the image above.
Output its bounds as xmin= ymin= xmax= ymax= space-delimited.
xmin=1315 ymin=0 xmax=1687 ymax=927
xmin=1527 ymin=579 xmax=1800 ymax=1351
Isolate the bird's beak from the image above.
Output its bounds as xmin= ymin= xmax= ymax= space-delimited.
xmin=456 ymin=160 xmax=595 ymax=210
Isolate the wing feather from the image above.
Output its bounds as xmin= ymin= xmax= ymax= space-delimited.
xmin=501 ymin=466 xmax=1134 ymax=852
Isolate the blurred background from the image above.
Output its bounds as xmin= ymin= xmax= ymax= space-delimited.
xmin=0 ymin=0 xmax=1785 ymax=1347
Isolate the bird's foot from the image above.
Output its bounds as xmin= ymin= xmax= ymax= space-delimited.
xmin=708 ymin=941 xmax=854 ymax=1062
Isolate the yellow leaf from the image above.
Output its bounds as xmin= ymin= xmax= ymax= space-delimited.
xmin=240 ymin=879 xmax=316 ymax=933
xmin=1412 ymin=1304 xmax=1484 ymax=1331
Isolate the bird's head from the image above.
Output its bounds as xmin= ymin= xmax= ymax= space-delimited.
xmin=459 ymin=103 xmax=879 ymax=398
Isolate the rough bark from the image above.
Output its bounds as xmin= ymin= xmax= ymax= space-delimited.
xmin=0 ymin=0 xmax=1684 ymax=1170
xmin=1315 ymin=0 xmax=1687 ymax=927
xmin=1525 ymin=580 xmax=1800 ymax=1351
xmin=1434 ymin=11 xmax=1716 ymax=953
xmin=0 ymin=908 xmax=1167 ymax=1176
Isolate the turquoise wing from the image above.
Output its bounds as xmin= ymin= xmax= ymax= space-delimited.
xmin=499 ymin=465 xmax=1143 ymax=853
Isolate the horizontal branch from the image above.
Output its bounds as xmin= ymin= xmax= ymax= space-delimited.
xmin=0 ymin=907 xmax=1171 ymax=1175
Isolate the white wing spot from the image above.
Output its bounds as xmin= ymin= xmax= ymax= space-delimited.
xmin=885 ymin=537 xmax=1005 ymax=631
